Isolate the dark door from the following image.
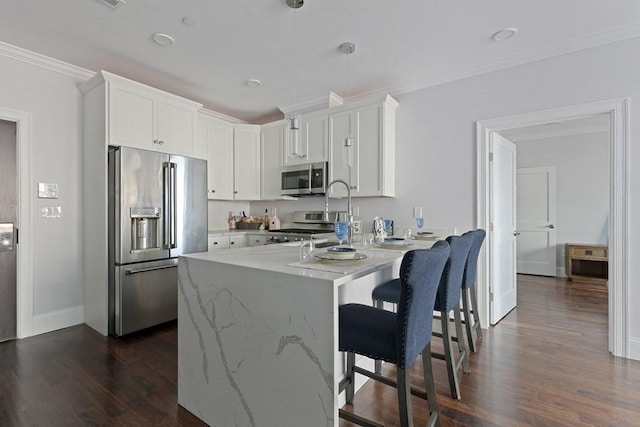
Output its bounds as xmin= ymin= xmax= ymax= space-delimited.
xmin=0 ymin=120 xmax=17 ymax=342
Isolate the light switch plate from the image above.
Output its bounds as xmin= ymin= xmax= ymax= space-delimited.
xmin=38 ymin=183 xmax=59 ymax=199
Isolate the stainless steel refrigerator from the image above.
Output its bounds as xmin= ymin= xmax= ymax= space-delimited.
xmin=108 ymin=146 xmax=207 ymax=336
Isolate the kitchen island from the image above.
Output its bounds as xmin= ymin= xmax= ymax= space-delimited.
xmin=177 ymin=240 xmax=434 ymax=426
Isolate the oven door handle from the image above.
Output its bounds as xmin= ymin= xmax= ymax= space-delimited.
xmin=307 ymin=164 xmax=313 ymax=194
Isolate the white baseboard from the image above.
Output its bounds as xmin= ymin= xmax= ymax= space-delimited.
xmin=32 ymin=305 xmax=84 ymax=337
xmin=628 ymin=338 xmax=640 ymax=361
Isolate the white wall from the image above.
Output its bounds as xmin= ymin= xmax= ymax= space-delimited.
xmin=2 ymin=35 xmax=639 ymax=358
xmin=516 ymin=131 xmax=609 ymax=273
xmin=0 ymin=54 xmax=85 ymax=333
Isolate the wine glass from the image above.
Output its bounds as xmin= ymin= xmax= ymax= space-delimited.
xmin=413 ymin=206 xmax=424 ymax=232
xmin=334 ymin=212 xmax=349 ymax=245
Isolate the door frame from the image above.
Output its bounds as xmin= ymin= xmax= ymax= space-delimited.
xmin=476 ymin=98 xmax=629 ymax=358
xmin=0 ymin=107 xmax=33 ymax=339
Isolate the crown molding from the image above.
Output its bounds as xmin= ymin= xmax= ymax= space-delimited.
xmin=394 ymin=21 xmax=640 ymax=97
xmin=0 ymin=41 xmax=95 ymax=81
xmin=278 ymin=91 xmax=343 ymax=115
xmin=199 ymin=107 xmax=247 ymax=124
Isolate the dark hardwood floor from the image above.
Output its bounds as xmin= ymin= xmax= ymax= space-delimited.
xmin=1 ymin=276 xmax=639 ymax=426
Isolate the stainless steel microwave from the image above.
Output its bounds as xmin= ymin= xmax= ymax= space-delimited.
xmin=281 ymin=162 xmax=328 ymax=196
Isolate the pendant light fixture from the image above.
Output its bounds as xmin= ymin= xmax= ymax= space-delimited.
xmin=340 ymin=42 xmax=356 ymax=170
xmin=287 ymin=0 xmax=303 ymax=157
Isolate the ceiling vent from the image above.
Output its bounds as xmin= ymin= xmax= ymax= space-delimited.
xmin=94 ymin=0 xmax=126 ymax=10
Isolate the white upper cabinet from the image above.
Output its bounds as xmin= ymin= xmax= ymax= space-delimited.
xmin=92 ymin=72 xmax=201 ymax=156
xmin=328 ymin=95 xmax=397 ymax=197
xmin=234 ymin=125 xmax=261 ymax=200
xmin=201 ymin=115 xmax=260 ymax=200
xmin=204 ymin=117 xmax=235 ymax=199
xmin=283 ymin=111 xmax=328 ymax=166
xmin=261 ymin=121 xmax=285 ymax=200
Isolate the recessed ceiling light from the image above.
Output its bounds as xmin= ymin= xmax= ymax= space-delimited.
xmin=245 ymin=79 xmax=262 ymax=88
xmin=152 ymin=33 xmax=175 ymax=46
xmin=182 ymin=16 xmax=197 ymax=26
xmin=492 ymin=27 xmax=518 ymax=42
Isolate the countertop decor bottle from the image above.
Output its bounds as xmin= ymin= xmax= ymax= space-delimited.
xmin=263 ymin=209 xmax=270 ymax=230
xmin=228 ymin=211 xmax=236 ymax=230
xmin=269 ymin=207 xmax=281 ymax=230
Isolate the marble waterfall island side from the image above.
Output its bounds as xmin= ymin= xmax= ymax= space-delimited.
xmin=177 ymin=244 xmax=403 ymax=427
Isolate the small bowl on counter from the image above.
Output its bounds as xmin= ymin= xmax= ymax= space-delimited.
xmin=326 ymin=246 xmax=358 ymax=260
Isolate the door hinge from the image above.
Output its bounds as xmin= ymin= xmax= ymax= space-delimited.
xmin=489 ymin=290 xmax=494 ymax=302
xmin=489 ymin=152 xmax=494 ymax=161
xmin=489 ymin=222 xmax=494 ymax=232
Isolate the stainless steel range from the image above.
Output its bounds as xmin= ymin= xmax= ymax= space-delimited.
xmin=265 ymin=211 xmax=339 ymax=244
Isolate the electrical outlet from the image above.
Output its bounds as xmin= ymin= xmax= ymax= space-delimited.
xmin=353 ymin=220 xmax=363 ymax=234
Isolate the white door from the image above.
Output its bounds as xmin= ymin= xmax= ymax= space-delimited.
xmin=490 ymin=132 xmax=517 ymax=324
xmin=516 ymin=167 xmax=557 ymax=276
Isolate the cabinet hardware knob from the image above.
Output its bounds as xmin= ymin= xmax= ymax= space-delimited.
xmin=234 ymin=191 xmax=238 ymax=194
xmin=153 ymin=139 xmax=159 ymax=144
xmin=208 ymin=190 xmax=216 ymax=193
xmin=214 ymin=242 xmax=218 ymax=245
xmin=513 ymin=231 xmax=521 ymax=236
xmin=159 ymin=140 xmax=164 ymax=145
xmin=546 ymin=224 xmax=555 ymax=229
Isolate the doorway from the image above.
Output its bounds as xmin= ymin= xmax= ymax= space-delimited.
xmin=476 ymin=98 xmax=630 ymax=358
xmin=0 ymin=120 xmax=17 ymax=342
xmin=0 ymin=106 xmax=33 ymax=339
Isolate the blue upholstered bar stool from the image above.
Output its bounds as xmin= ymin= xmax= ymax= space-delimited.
xmin=371 ymin=234 xmax=473 ymax=400
xmin=339 ymin=241 xmax=450 ymax=427
xmin=431 ymin=234 xmax=473 ymax=400
xmin=460 ymin=229 xmax=486 ymax=353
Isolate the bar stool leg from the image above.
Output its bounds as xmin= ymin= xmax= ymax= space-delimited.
xmin=441 ymin=311 xmax=462 ymax=400
xmin=373 ymin=299 xmax=384 ymax=374
xmin=346 ymin=352 xmax=356 ymax=404
xmin=462 ymin=288 xmax=477 ymax=352
xmin=421 ymin=343 xmax=441 ymax=427
xmin=396 ymin=367 xmax=413 ymax=427
xmin=470 ymin=287 xmax=482 ymax=339
xmin=453 ymin=303 xmax=470 ymax=373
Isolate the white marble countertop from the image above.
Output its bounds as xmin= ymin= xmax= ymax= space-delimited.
xmin=183 ymin=239 xmax=435 ymax=286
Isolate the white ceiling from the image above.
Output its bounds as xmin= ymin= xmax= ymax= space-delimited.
xmin=2 ymin=0 xmax=639 ymax=123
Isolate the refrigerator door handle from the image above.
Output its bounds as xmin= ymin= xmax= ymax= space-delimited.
xmin=170 ymin=162 xmax=177 ymax=249
xmin=125 ymin=264 xmax=178 ymax=275
xmin=163 ymin=162 xmax=171 ymax=250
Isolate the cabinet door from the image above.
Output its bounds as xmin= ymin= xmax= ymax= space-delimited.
xmin=229 ymin=235 xmax=247 ymax=248
xmin=233 ymin=125 xmax=261 ymax=200
xmin=247 ymin=234 xmax=267 ymax=246
xmin=261 ymin=121 xmax=284 ymax=200
xmin=284 ymin=112 xmax=328 ymax=166
xmin=208 ymin=235 xmax=230 ymax=251
xmin=109 ymin=83 xmax=155 ymax=149
xmin=157 ymin=97 xmax=196 ymax=156
xmin=355 ymin=104 xmax=383 ymax=196
xmin=328 ymin=110 xmax=357 ymax=197
xmin=207 ymin=120 xmax=235 ymax=200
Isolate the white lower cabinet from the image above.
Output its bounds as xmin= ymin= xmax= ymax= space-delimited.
xmin=229 ymin=235 xmax=247 ymax=248
xmin=247 ymin=234 xmax=267 ymax=246
xmin=208 ymin=235 xmax=230 ymax=251
xmin=209 ymin=233 xmax=265 ymax=250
